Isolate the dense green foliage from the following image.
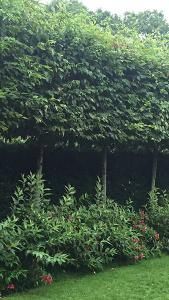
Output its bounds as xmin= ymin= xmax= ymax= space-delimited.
xmin=95 ymin=9 xmax=169 ymax=35
xmin=1 ymin=0 xmax=169 ymax=151
xmin=0 ymin=174 xmax=160 ymax=295
xmin=1 ymin=0 xmax=169 ymax=199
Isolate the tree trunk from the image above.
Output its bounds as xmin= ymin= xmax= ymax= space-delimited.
xmin=37 ymin=144 xmax=44 ymax=175
xmin=151 ymin=150 xmax=158 ymax=191
xmin=102 ymin=148 xmax=107 ymax=200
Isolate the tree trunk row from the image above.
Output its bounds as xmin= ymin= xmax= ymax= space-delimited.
xmin=36 ymin=145 xmax=158 ymax=196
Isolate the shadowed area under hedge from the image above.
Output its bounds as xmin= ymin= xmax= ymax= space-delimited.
xmin=1 ymin=143 xmax=169 ymax=219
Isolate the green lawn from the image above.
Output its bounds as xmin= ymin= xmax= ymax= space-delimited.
xmin=8 ymin=256 xmax=169 ymax=300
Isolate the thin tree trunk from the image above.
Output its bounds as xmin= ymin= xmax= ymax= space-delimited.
xmin=37 ymin=144 xmax=44 ymax=175
xmin=102 ymin=148 xmax=107 ymax=200
xmin=151 ymin=150 xmax=158 ymax=191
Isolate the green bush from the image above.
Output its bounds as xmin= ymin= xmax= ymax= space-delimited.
xmin=0 ymin=174 xmax=69 ymax=294
xmin=147 ymin=189 xmax=169 ymax=251
xmin=0 ymin=174 xmax=161 ymax=295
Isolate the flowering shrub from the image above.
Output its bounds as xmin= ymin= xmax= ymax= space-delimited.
xmin=41 ymin=274 xmax=53 ymax=285
xmin=0 ymin=174 xmax=162 ymax=295
xmin=130 ymin=209 xmax=161 ymax=260
xmin=147 ymin=189 xmax=169 ymax=250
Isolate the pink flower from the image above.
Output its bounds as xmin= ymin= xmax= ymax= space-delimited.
xmin=7 ymin=283 xmax=15 ymax=290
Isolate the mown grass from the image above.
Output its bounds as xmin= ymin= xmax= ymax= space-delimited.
xmin=8 ymin=256 xmax=169 ymax=300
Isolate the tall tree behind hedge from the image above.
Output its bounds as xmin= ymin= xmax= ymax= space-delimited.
xmin=94 ymin=9 xmax=169 ymax=35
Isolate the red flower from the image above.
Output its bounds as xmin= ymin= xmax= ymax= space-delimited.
xmin=155 ymin=232 xmax=159 ymax=240
xmin=41 ymin=274 xmax=53 ymax=285
xmin=7 ymin=283 xmax=15 ymax=290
